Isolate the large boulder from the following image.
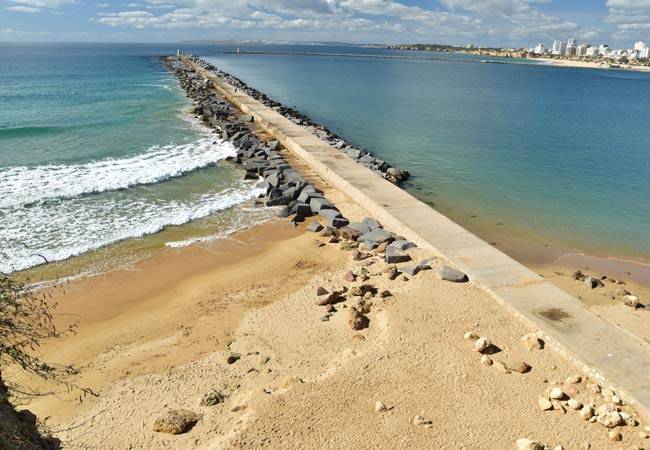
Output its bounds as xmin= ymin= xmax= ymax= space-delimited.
xmin=310 ymin=197 xmax=335 ymax=212
xmin=385 ymin=246 xmax=411 ymax=264
xmin=358 ymin=229 xmax=393 ymax=249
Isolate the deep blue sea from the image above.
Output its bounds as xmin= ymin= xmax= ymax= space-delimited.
xmin=1 ymin=42 xmax=648 ymax=273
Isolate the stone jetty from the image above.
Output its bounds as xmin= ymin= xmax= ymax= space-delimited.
xmin=177 ymin=55 xmax=410 ymax=186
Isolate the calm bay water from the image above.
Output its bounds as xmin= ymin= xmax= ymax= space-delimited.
xmin=1 ymin=42 xmax=648 ymax=273
xmin=204 ymin=48 xmax=650 ymax=260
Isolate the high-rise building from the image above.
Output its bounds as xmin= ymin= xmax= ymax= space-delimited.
xmin=641 ymin=47 xmax=650 ymax=59
xmin=599 ymin=45 xmax=610 ymax=56
xmin=634 ymin=41 xmax=647 ymax=52
xmin=552 ymin=40 xmax=567 ymax=55
xmin=576 ymin=44 xmax=589 ymax=57
xmin=566 ymin=38 xmax=577 ymax=56
xmin=533 ymin=43 xmax=545 ymax=55
xmin=586 ymin=47 xmax=598 ymax=57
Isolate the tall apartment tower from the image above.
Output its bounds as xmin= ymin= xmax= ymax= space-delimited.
xmin=566 ymin=38 xmax=577 ymax=56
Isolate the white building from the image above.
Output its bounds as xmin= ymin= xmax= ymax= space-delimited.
xmin=641 ymin=47 xmax=650 ymax=59
xmin=532 ymin=43 xmax=545 ymax=55
xmin=576 ymin=44 xmax=589 ymax=57
xmin=566 ymin=38 xmax=577 ymax=56
xmin=586 ymin=47 xmax=598 ymax=57
xmin=599 ymin=45 xmax=610 ymax=57
xmin=552 ymin=40 xmax=567 ymax=55
xmin=634 ymin=41 xmax=647 ymax=52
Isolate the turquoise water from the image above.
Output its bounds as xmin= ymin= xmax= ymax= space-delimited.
xmin=204 ymin=48 xmax=650 ymax=260
xmin=0 ymin=43 xmax=268 ymax=273
xmin=1 ymin=43 xmax=648 ymax=273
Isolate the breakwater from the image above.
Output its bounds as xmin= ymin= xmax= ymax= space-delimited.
xmin=169 ymin=54 xmax=650 ymax=421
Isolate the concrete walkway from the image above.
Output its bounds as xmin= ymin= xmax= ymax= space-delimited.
xmin=184 ymin=57 xmax=650 ymax=420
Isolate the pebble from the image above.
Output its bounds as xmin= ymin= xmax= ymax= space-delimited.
xmin=153 ymin=409 xmax=203 ymax=435
xmin=608 ymin=430 xmax=622 ymax=441
xmin=480 ymin=355 xmax=493 ymax=366
xmin=413 ymin=415 xmax=432 ymax=426
xmin=515 ymin=438 xmax=545 ymax=450
xmin=510 ymin=361 xmax=531 ymax=374
xmin=553 ymin=447 xmax=564 ymax=450
xmin=567 ymin=399 xmax=582 ymax=410
xmin=639 ymin=431 xmax=649 ymax=439
xmin=375 ymin=401 xmax=387 ymax=412
xmin=566 ymin=375 xmax=582 ymax=384
xmin=582 ymin=442 xmax=591 ymax=449
xmin=549 ymin=388 xmax=565 ymax=400
xmin=538 ymin=397 xmax=553 ymax=411
xmin=580 ymin=405 xmax=594 ymax=420
xmin=493 ymin=360 xmax=511 ymax=374
xmin=521 ymin=333 xmax=544 ymax=350
xmin=200 ymin=389 xmax=225 ymax=406
xmin=598 ymin=411 xmax=625 ymax=428
xmin=474 ymin=337 xmax=492 ymax=353
xmin=464 ymin=331 xmax=479 ymax=341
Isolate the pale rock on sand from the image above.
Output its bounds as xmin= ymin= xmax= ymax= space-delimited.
xmin=474 ymin=337 xmax=492 ymax=353
xmin=521 ymin=333 xmax=544 ymax=350
xmin=152 ymin=409 xmax=202 ymax=435
xmin=374 ymin=401 xmax=387 ymax=412
xmin=516 ymin=438 xmax=545 ymax=450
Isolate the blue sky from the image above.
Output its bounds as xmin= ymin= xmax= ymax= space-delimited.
xmin=1 ymin=0 xmax=648 ymax=47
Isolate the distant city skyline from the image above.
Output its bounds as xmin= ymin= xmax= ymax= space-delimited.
xmin=2 ymin=0 xmax=650 ymax=47
xmin=528 ymin=37 xmax=650 ymax=60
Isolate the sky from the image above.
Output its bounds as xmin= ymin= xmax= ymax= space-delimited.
xmin=1 ymin=0 xmax=649 ymax=47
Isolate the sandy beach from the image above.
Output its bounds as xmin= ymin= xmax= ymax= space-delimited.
xmin=8 ymin=55 xmax=650 ymax=450
xmin=532 ymin=58 xmax=650 ymax=72
xmin=16 ymin=196 xmax=650 ymax=449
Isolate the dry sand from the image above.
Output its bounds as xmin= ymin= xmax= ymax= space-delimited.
xmin=536 ymin=58 xmax=650 ymax=72
xmin=14 ymin=190 xmax=649 ymax=450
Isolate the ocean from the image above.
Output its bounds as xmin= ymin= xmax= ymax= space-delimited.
xmin=1 ymin=42 xmax=649 ymax=275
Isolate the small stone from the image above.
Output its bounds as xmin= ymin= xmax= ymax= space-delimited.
xmin=597 ymin=411 xmax=625 ymax=428
xmin=480 ymin=355 xmax=493 ymax=366
xmin=348 ymin=308 xmax=368 ymax=330
xmin=379 ymin=290 xmax=392 ymax=298
xmin=608 ymin=431 xmax=622 ymax=441
xmin=226 ymin=353 xmax=241 ymax=364
xmin=639 ymin=431 xmax=649 ymax=439
xmin=553 ymin=446 xmax=564 ymax=450
xmin=153 ymin=410 xmax=203 ymax=435
xmin=521 ymin=333 xmax=544 ymax=350
xmin=620 ymin=411 xmax=637 ymax=426
xmin=623 ymin=295 xmax=640 ymax=308
xmin=325 ymin=304 xmax=336 ymax=313
xmin=515 ymin=438 xmax=545 ymax=450
xmin=552 ymin=400 xmax=566 ymax=414
xmin=320 ymin=314 xmax=331 ymax=321
xmin=439 ymin=265 xmax=468 ymax=282
xmin=375 ymin=401 xmax=387 ymax=412
xmin=413 ymin=415 xmax=431 ymax=426
xmin=510 ymin=361 xmax=531 ymax=374
xmin=343 ymin=271 xmax=356 ymax=282
xmin=566 ymin=375 xmax=582 ymax=384
xmin=538 ymin=397 xmax=553 ymax=411
xmin=582 ymin=442 xmax=591 ymax=449
xmin=549 ymin=387 xmax=565 ymax=400
xmin=567 ymin=399 xmax=582 ymax=410
xmin=200 ymin=389 xmax=225 ymax=406
xmin=374 ymin=241 xmax=389 ymax=253
xmin=387 ymin=267 xmax=400 ymax=280
xmin=464 ymin=331 xmax=479 ymax=341
xmin=474 ymin=337 xmax=492 ymax=353
xmin=316 ymin=286 xmax=329 ymax=296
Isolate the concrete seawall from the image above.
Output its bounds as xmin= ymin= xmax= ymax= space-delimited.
xmin=181 ymin=56 xmax=650 ymax=420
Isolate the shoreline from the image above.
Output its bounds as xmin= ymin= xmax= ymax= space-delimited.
xmin=12 ymin=53 xmax=650 ymax=449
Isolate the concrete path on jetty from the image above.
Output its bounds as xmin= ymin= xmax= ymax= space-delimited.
xmin=181 ymin=56 xmax=650 ymax=420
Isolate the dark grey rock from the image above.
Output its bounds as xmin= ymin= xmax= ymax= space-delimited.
xmin=439 ymin=266 xmax=468 ymax=283
xmin=318 ymin=208 xmax=342 ymax=222
xmin=310 ymin=197 xmax=335 ymax=213
xmin=330 ymin=217 xmax=350 ymax=228
xmin=294 ymin=203 xmax=312 ymax=218
xmin=347 ymin=222 xmax=372 ymax=235
xmin=400 ymin=265 xmax=421 ymax=277
xmin=266 ymin=196 xmax=292 ymax=207
xmin=358 ymin=228 xmax=393 ymax=249
xmin=307 ymin=221 xmax=323 ymax=232
xmin=390 ymin=240 xmax=416 ymax=252
xmin=417 ymin=257 xmax=437 ymax=270
xmin=268 ymin=140 xmax=279 ymax=150
xmin=385 ymin=246 xmax=412 ymax=264
xmin=362 ymin=217 xmax=382 ymax=230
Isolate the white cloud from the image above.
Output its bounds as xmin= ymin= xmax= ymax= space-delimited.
xmin=5 ymin=5 xmax=42 ymax=12
xmin=604 ymin=0 xmax=650 ymax=40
